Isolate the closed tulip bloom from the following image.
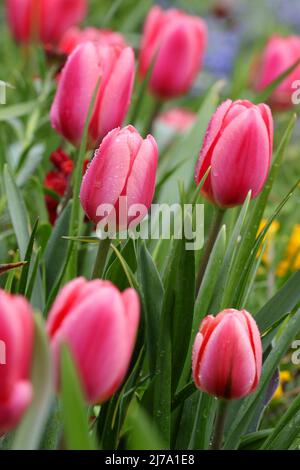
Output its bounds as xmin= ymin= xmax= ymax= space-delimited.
xmin=6 ymin=0 xmax=87 ymax=45
xmin=157 ymin=108 xmax=196 ymax=134
xmin=80 ymin=125 xmax=158 ymax=230
xmin=46 ymin=278 xmax=140 ymax=404
xmin=59 ymin=26 xmax=126 ymax=55
xmin=139 ymin=6 xmax=207 ymax=99
xmin=50 ymin=42 xmax=135 ymax=149
xmin=195 ymin=99 xmax=273 ymax=207
xmin=0 ymin=290 xmax=34 ymax=434
xmin=192 ymin=309 xmax=262 ymax=399
xmin=255 ymin=35 xmax=300 ymax=109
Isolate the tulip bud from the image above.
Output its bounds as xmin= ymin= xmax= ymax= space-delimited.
xmin=6 ymin=0 xmax=87 ymax=45
xmin=0 ymin=290 xmax=34 ymax=434
xmin=80 ymin=125 xmax=158 ymax=231
xmin=192 ymin=309 xmax=262 ymax=399
xmin=59 ymin=26 xmax=126 ymax=55
xmin=139 ymin=6 xmax=207 ymax=99
xmin=50 ymin=42 xmax=135 ymax=149
xmin=255 ymin=35 xmax=300 ymax=110
xmin=195 ymin=99 xmax=273 ymax=207
xmin=156 ymin=108 xmax=196 ymax=134
xmin=46 ymin=278 xmax=140 ymax=404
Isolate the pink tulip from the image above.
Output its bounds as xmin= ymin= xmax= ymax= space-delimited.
xmin=50 ymin=42 xmax=135 ymax=149
xmin=195 ymin=99 xmax=273 ymax=207
xmin=0 ymin=290 xmax=34 ymax=434
xmin=255 ymin=35 xmax=300 ymax=109
xmin=157 ymin=107 xmax=196 ymax=134
xmin=80 ymin=125 xmax=158 ymax=231
xmin=6 ymin=0 xmax=87 ymax=45
xmin=46 ymin=278 xmax=140 ymax=404
xmin=192 ymin=309 xmax=262 ymax=399
xmin=58 ymin=26 xmax=126 ymax=55
xmin=139 ymin=6 xmax=207 ymax=99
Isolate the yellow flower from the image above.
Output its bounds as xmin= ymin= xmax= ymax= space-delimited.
xmin=276 ymin=225 xmax=300 ymax=277
xmin=272 ymin=371 xmax=292 ymax=401
xmin=273 ymin=384 xmax=283 ymax=400
xmin=279 ymin=371 xmax=292 ymax=383
xmin=257 ymin=219 xmax=280 ymax=266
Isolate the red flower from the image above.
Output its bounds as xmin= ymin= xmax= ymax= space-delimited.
xmin=44 ymin=148 xmax=89 ymax=225
xmin=44 ymin=148 xmax=73 ymax=225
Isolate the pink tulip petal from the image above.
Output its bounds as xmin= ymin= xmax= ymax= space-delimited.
xmin=240 ymin=310 xmax=262 ymax=389
xmin=93 ymin=47 xmax=135 ymax=141
xmin=199 ymin=314 xmax=257 ymax=398
xmin=50 ymin=42 xmax=101 ymax=147
xmin=121 ymin=288 xmax=140 ymax=355
xmin=0 ymin=292 xmax=33 ymax=400
xmin=80 ymin=126 xmax=143 ymax=225
xmin=192 ymin=332 xmax=203 ymax=388
xmin=40 ymin=0 xmax=86 ymax=44
xmin=150 ymin=22 xmax=200 ymax=98
xmin=211 ymin=107 xmax=270 ymax=207
xmin=194 ymin=99 xmax=232 ymax=199
xmin=0 ymin=380 xmax=32 ymax=435
xmin=139 ymin=6 xmax=165 ymax=77
xmin=257 ymin=103 xmax=274 ymax=160
xmin=51 ymin=286 xmax=135 ymax=403
xmin=46 ymin=277 xmax=88 ymax=337
xmin=125 ymin=135 xmax=158 ymax=227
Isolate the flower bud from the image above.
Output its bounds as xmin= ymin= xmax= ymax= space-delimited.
xmin=195 ymin=99 xmax=273 ymax=207
xmin=139 ymin=6 xmax=207 ymax=99
xmin=6 ymin=0 xmax=87 ymax=45
xmin=0 ymin=290 xmax=34 ymax=434
xmin=46 ymin=278 xmax=140 ymax=404
xmin=192 ymin=309 xmax=262 ymax=399
xmin=80 ymin=125 xmax=158 ymax=231
xmin=50 ymin=42 xmax=135 ymax=148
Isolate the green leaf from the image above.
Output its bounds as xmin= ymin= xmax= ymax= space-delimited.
xmin=179 ymin=225 xmax=226 ymax=389
xmin=44 ymin=201 xmax=71 ymax=295
xmin=224 ymin=309 xmax=300 ymax=449
xmin=0 ymin=101 xmax=37 ymax=121
xmin=126 ymin=400 xmax=166 ymax=451
xmin=254 ymin=59 xmax=300 ymax=103
xmin=261 ymin=393 xmax=300 ymax=449
xmin=101 ymin=0 xmax=124 ymax=26
xmin=210 ymin=192 xmax=251 ymax=313
xmin=18 ymin=218 xmax=39 ymax=295
xmin=62 ymin=235 xmax=100 ymax=244
xmin=136 ymin=241 xmax=164 ymax=375
xmin=239 ymin=429 xmax=273 ymax=450
xmin=109 ymin=244 xmax=139 ymax=290
xmin=12 ymin=314 xmax=53 ymax=450
xmin=256 ymin=269 xmax=300 ymax=334
xmin=194 ymin=225 xmax=226 ymax=324
xmin=235 ymin=177 xmax=300 ymax=308
xmin=4 ymin=164 xmax=44 ymax=309
xmin=158 ymin=81 xmax=224 ymax=204
xmin=105 ymin=239 xmax=137 ymax=290
xmin=221 ymin=113 xmax=296 ymax=308
xmin=4 ymin=164 xmax=30 ymax=258
xmin=152 ymin=244 xmax=175 ymax=445
xmin=171 ymin=239 xmax=195 ymax=390
xmin=60 ymin=345 xmax=95 ymax=450
xmin=25 ymin=247 xmax=42 ymax=301
xmin=188 ymin=393 xmax=217 ymax=450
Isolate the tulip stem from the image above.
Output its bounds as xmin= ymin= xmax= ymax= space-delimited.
xmin=196 ymin=207 xmax=225 ymax=294
xmin=92 ymin=238 xmax=111 ymax=279
xmin=143 ymin=99 xmax=163 ymax=137
xmin=211 ymin=400 xmax=228 ymax=450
